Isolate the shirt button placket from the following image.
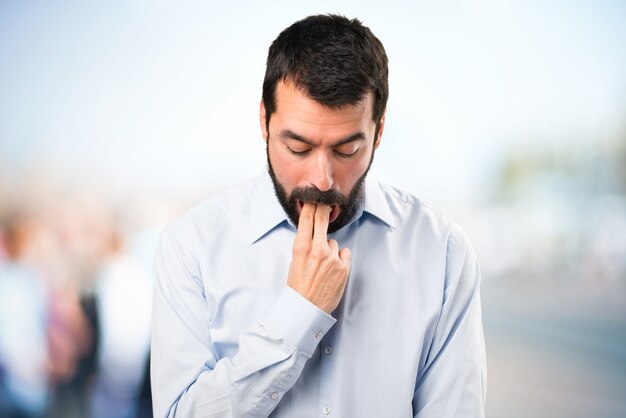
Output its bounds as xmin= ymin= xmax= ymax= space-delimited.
xmin=319 ymin=332 xmax=334 ymax=418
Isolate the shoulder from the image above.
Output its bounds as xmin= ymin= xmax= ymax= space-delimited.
xmin=376 ymin=181 xmax=468 ymax=247
xmin=376 ymin=181 xmax=479 ymax=289
xmin=157 ymin=177 xmax=259 ymax=255
xmin=167 ymin=178 xmax=256 ymax=232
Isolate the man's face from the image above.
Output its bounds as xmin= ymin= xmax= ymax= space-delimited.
xmin=260 ymin=80 xmax=384 ymax=233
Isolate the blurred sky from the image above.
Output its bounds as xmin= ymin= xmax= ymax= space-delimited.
xmin=1 ymin=0 xmax=625 ymax=207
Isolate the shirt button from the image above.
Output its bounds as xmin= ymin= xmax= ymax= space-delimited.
xmin=322 ymin=406 xmax=331 ymax=415
xmin=270 ymin=392 xmax=279 ymax=400
xmin=315 ymin=330 xmax=324 ymax=340
xmin=324 ymin=345 xmax=333 ymax=355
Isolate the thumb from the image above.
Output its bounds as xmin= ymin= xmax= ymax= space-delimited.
xmin=339 ymin=247 xmax=352 ymax=266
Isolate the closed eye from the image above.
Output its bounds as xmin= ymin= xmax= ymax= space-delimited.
xmin=287 ymin=146 xmax=311 ymax=156
xmin=333 ymin=147 xmax=359 ymax=158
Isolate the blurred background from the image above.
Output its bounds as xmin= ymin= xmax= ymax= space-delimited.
xmin=0 ymin=1 xmax=625 ymax=417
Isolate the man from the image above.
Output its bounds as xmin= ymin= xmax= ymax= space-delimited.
xmin=152 ymin=14 xmax=486 ymax=418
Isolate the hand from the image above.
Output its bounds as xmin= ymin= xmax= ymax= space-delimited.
xmin=287 ymin=202 xmax=352 ymax=314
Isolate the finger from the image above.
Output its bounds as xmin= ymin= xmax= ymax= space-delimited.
xmin=339 ymin=247 xmax=352 ymax=267
xmin=327 ymin=239 xmax=339 ymax=254
xmin=295 ymin=202 xmax=316 ymax=242
xmin=313 ymin=204 xmax=331 ymax=244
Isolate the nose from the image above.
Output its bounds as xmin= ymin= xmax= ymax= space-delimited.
xmin=309 ymin=153 xmax=333 ymax=192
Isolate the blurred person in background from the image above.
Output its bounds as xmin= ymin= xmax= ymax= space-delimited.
xmin=45 ymin=281 xmax=94 ymax=418
xmin=0 ymin=202 xmax=96 ymax=418
xmin=90 ymin=218 xmax=152 ymax=418
xmin=151 ymin=14 xmax=486 ymax=417
xmin=0 ymin=211 xmax=50 ymax=418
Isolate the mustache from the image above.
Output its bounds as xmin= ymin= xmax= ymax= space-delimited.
xmin=289 ymin=187 xmax=348 ymax=206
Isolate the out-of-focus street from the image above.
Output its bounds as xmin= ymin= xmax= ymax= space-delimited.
xmin=484 ymin=282 xmax=626 ymax=418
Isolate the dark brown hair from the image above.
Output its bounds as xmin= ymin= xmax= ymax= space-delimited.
xmin=262 ymin=14 xmax=389 ymax=133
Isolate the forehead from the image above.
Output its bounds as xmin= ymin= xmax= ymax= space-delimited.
xmin=273 ymin=80 xmax=374 ymax=129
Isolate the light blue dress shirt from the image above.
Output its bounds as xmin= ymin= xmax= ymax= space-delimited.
xmin=151 ymin=169 xmax=487 ymax=418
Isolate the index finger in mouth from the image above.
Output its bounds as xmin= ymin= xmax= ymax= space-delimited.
xmin=313 ymin=204 xmax=331 ymax=243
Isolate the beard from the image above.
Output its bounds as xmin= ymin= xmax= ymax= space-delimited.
xmin=266 ymin=141 xmax=374 ymax=234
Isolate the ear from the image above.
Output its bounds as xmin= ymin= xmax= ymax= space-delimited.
xmin=374 ymin=111 xmax=386 ymax=150
xmin=259 ymin=99 xmax=268 ymax=142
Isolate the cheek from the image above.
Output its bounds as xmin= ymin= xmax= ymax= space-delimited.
xmin=337 ymin=156 xmax=371 ymax=190
xmin=269 ymin=148 xmax=301 ymax=190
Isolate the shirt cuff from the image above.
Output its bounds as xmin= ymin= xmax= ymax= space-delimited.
xmin=259 ymin=286 xmax=336 ymax=357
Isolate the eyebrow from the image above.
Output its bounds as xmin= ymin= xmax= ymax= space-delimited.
xmin=279 ymin=129 xmax=366 ymax=147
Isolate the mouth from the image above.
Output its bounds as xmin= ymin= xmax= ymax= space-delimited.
xmin=297 ymin=200 xmax=340 ymax=224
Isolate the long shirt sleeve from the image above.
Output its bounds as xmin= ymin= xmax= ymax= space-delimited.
xmin=412 ymin=225 xmax=487 ymax=417
xmin=151 ymin=230 xmax=335 ymax=417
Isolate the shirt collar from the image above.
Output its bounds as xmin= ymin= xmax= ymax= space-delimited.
xmin=362 ymin=171 xmax=396 ymax=230
xmin=248 ymin=168 xmax=396 ymax=244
